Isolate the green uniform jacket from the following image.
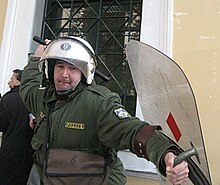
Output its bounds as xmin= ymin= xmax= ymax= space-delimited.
xmin=20 ymin=57 xmax=176 ymax=184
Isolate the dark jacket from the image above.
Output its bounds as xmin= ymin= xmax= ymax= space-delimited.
xmin=0 ymin=86 xmax=34 ymax=185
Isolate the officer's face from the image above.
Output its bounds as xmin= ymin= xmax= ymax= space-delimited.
xmin=54 ymin=60 xmax=82 ymax=91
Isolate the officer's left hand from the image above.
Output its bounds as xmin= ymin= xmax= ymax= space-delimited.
xmin=164 ymin=152 xmax=189 ymax=185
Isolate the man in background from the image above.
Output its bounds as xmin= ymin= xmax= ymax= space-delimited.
xmin=0 ymin=69 xmax=34 ymax=185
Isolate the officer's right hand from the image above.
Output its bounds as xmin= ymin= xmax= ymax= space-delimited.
xmin=34 ymin=39 xmax=51 ymax=57
xmin=164 ymin=152 xmax=189 ymax=185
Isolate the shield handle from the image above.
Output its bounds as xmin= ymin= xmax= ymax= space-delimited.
xmin=174 ymin=141 xmax=200 ymax=166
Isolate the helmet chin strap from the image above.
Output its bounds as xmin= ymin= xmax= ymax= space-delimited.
xmin=56 ymin=88 xmax=76 ymax=100
xmin=55 ymin=76 xmax=87 ymax=100
xmin=56 ymin=89 xmax=73 ymax=95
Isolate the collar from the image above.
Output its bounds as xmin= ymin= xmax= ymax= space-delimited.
xmin=55 ymin=83 xmax=87 ymax=101
xmin=10 ymin=86 xmax=20 ymax=92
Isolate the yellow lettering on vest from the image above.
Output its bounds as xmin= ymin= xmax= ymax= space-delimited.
xmin=65 ymin=122 xmax=85 ymax=129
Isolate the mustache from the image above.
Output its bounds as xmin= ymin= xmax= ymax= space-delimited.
xmin=58 ymin=80 xmax=71 ymax=83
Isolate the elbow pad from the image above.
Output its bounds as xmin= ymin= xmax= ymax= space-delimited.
xmin=133 ymin=124 xmax=160 ymax=159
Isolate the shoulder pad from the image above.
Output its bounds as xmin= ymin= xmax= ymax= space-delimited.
xmin=87 ymin=85 xmax=113 ymax=97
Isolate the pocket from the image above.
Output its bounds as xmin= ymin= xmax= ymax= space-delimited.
xmin=43 ymin=149 xmax=109 ymax=185
xmin=34 ymin=116 xmax=46 ymax=133
xmin=32 ymin=116 xmax=47 ymax=151
xmin=31 ymin=121 xmax=47 ymax=166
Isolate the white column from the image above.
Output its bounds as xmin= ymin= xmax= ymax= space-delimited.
xmin=0 ymin=0 xmax=44 ymax=94
xmin=136 ymin=0 xmax=173 ymax=122
xmin=140 ymin=0 xmax=173 ymax=55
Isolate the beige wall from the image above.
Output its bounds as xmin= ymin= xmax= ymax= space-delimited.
xmin=0 ymin=0 xmax=7 ymax=44
xmin=128 ymin=1 xmax=220 ymax=184
xmin=126 ymin=176 xmax=159 ymax=185
xmin=173 ymin=1 xmax=220 ymax=184
xmin=0 ymin=0 xmax=7 ymax=147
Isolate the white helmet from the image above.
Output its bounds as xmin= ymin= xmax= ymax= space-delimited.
xmin=39 ymin=36 xmax=96 ymax=84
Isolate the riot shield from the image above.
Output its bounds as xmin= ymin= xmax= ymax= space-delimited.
xmin=126 ymin=40 xmax=211 ymax=185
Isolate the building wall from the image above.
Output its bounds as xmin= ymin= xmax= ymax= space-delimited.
xmin=0 ymin=0 xmax=219 ymax=184
xmin=0 ymin=0 xmax=8 ymax=146
xmin=0 ymin=0 xmax=44 ymax=94
xmin=0 ymin=0 xmax=7 ymax=44
xmin=128 ymin=0 xmax=220 ymax=184
xmin=173 ymin=1 xmax=220 ymax=184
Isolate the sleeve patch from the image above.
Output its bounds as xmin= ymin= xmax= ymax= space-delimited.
xmin=114 ymin=108 xmax=131 ymax=119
